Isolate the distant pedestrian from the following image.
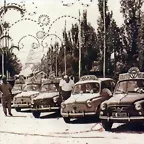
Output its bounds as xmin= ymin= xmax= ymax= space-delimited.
xmin=101 ymin=83 xmax=112 ymax=97
xmin=0 ymin=75 xmax=2 ymax=101
xmin=60 ymin=75 xmax=74 ymax=101
xmin=0 ymin=76 xmax=13 ymax=116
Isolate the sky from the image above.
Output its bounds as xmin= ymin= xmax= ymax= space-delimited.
xmin=0 ymin=0 xmax=123 ymax=68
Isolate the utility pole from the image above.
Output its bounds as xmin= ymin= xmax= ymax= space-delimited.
xmin=78 ymin=10 xmax=82 ymax=79
xmin=64 ymin=20 xmax=67 ymax=75
xmin=103 ymin=0 xmax=106 ymax=78
xmin=1 ymin=0 xmax=7 ymax=76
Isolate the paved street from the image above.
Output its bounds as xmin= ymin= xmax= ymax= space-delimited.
xmin=0 ymin=105 xmax=144 ymax=144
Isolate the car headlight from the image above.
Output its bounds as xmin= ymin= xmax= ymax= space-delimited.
xmin=100 ymin=103 xmax=107 ymax=110
xmin=53 ymin=97 xmax=58 ymax=103
xmin=86 ymin=100 xmax=92 ymax=108
xmin=61 ymin=102 xmax=66 ymax=109
xmin=32 ymin=93 xmax=39 ymax=98
xmin=135 ymin=103 xmax=142 ymax=110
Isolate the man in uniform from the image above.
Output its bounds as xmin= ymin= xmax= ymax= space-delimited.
xmin=0 ymin=76 xmax=13 ymax=116
xmin=60 ymin=75 xmax=74 ymax=101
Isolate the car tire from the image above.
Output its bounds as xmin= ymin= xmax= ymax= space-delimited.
xmin=101 ymin=120 xmax=113 ymax=131
xmin=32 ymin=111 xmax=41 ymax=118
xmin=15 ymin=107 xmax=21 ymax=112
xmin=63 ymin=117 xmax=70 ymax=123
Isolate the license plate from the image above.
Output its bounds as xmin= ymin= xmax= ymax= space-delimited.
xmin=112 ymin=112 xmax=127 ymax=117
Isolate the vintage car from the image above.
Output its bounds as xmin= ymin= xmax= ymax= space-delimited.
xmin=12 ymin=82 xmax=40 ymax=112
xmin=31 ymin=78 xmax=62 ymax=118
xmin=99 ymin=67 xmax=144 ymax=131
xmin=11 ymin=79 xmax=25 ymax=102
xmin=61 ymin=75 xmax=115 ymax=123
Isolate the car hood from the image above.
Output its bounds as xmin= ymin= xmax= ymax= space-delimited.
xmin=65 ymin=93 xmax=100 ymax=104
xmin=33 ymin=92 xmax=59 ymax=100
xmin=12 ymin=90 xmax=22 ymax=95
xmin=107 ymin=93 xmax=144 ymax=105
xmin=15 ymin=91 xmax=39 ymax=98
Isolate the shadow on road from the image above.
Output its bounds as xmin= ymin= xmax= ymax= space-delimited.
xmin=40 ymin=112 xmax=62 ymax=119
xmin=111 ymin=123 xmax=144 ymax=134
xmin=7 ymin=115 xmax=27 ymax=118
xmin=70 ymin=116 xmax=100 ymax=124
xmin=19 ymin=109 xmax=32 ymax=113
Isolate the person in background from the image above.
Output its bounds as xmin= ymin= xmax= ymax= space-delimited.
xmin=101 ymin=83 xmax=112 ymax=97
xmin=60 ymin=75 xmax=74 ymax=101
xmin=0 ymin=75 xmax=2 ymax=101
xmin=59 ymin=73 xmax=65 ymax=100
xmin=0 ymin=76 xmax=13 ymax=116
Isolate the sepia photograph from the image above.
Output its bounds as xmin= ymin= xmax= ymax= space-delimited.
xmin=0 ymin=0 xmax=144 ymax=143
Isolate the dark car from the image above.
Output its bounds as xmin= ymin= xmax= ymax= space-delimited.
xmin=61 ymin=75 xmax=115 ymax=123
xmin=31 ymin=78 xmax=62 ymax=118
xmin=99 ymin=67 xmax=144 ymax=131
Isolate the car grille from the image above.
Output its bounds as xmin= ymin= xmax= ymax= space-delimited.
xmin=34 ymin=99 xmax=57 ymax=107
xmin=108 ymin=105 xmax=131 ymax=112
xmin=14 ymin=97 xmax=31 ymax=104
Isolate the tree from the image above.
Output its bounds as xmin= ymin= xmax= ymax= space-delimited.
xmin=97 ymin=0 xmax=123 ymax=75
xmin=120 ymin=0 xmax=144 ymax=68
xmin=0 ymin=47 xmax=22 ymax=76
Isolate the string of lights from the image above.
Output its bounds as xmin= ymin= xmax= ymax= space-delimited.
xmin=18 ymin=34 xmax=40 ymax=49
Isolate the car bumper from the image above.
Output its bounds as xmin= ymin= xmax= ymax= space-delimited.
xmin=31 ymin=107 xmax=59 ymax=112
xmin=12 ymin=104 xmax=31 ymax=109
xmin=61 ymin=112 xmax=96 ymax=118
xmin=100 ymin=116 xmax=144 ymax=123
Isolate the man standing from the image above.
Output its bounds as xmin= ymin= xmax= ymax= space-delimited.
xmin=0 ymin=75 xmax=2 ymax=102
xmin=60 ymin=75 xmax=74 ymax=101
xmin=0 ymin=76 xmax=13 ymax=116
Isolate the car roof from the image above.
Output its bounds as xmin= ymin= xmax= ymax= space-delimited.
xmin=76 ymin=78 xmax=113 ymax=85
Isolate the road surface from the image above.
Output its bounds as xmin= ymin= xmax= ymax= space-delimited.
xmin=0 ymin=105 xmax=144 ymax=144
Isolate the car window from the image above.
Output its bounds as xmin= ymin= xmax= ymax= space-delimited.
xmin=115 ymin=79 xmax=144 ymax=94
xmin=101 ymin=80 xmax=113 ymax=91
xmin=23 ymin=84 xmax=41 ymax=91
xmin=72 ymin=82 xmax=100 ymax=94
xmin=41 ymin=83 xmax=59 ymax=92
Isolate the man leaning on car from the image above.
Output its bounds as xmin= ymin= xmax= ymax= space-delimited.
xmin=59 ymin=75 xmax=74 ymax=101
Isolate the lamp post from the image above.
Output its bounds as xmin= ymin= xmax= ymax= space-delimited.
xmin=78 ymin=10 xmax=82 ymax=79
xmin=103 ymin=0 xmax=106 ymax=78
xmin=1 ymin=0 xmax=7 ymax=76
xmin=64 ymin=20 xmax=67 ymax=75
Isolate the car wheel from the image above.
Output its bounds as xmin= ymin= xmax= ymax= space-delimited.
xmin=32 ymin=111 xmax=41 ymax=118
xmin=101 ymin=120 xmax=113 ymax=131
xmin=63 ymin=117 xmax=70 ymax=123
xmin=15 ymin=107 xmax=21 ymax=112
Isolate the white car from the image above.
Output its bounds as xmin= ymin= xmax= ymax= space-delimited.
xmin=61 ymin=75 xmax=115 ymax=123
xmin=12 ymin=82 xmax=40 ymax=112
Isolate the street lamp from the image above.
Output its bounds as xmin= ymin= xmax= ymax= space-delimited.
xmin=78 ymin=10 xmax=82 ymax=79
xmin=103 ymin=0 xmax=106 ymax=78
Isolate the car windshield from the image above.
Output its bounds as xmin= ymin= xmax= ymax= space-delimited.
xmin=23 ymin=84 xmax=41 ymax=91
xmin=115 ymin=79 xmax=144 ymax=94
xmin=41 ymin=83 xmax=59 ymax=93
xmin=72 ymin=82 xmax=100 ymax=94
xmin=12 ymin=84 xmax=23 ymax=91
